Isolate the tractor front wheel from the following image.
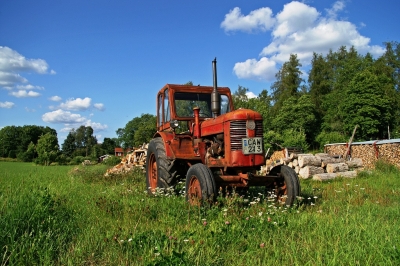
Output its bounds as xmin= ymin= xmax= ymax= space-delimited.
xmin=269 ymin=165 xmax=300 ymax=206
xmin=145 ymin=137 xmax=170 ymax=195
xmin=185 ymin=164 xmax=217 ymax=206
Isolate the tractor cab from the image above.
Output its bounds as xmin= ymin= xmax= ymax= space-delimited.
xmin=156 ymin=84 xmax=233 ymax=134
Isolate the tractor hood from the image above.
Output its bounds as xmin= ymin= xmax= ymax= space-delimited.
xmin=200 ymin=108 xmax=263 ymax=137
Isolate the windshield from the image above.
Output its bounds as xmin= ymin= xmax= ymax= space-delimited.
xmin=174 ymin=92 xmax=230 ymax=118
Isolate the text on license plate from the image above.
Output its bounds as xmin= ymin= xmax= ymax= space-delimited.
xmin=242 ymin=137 xmax=263 ymax=154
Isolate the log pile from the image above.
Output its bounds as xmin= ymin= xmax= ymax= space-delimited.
xmin=104 ymin=144 xmax=148 ymax=176
xmin=325 ymin=139 xmax=400 ymax=169
xmin=263 ymin=148 xmax=363 ymax=181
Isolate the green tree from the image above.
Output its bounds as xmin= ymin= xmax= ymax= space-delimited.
xmin=321 ymin=46 xmax=367 ymax=134
xmin=101 ymin=138 xmax=117 ymax=154
xmin=17 ymin=141 xmax=37 ymax=162
xmin=271 ymin=54 xmax=304 ymax=114
xmin=340 ymin=68 xmax=394 ymax=140
xmin=117 ymin=114 xmax=157 ymax=148
xmin=0 ymin=126 xmax=21 ymax=157
xmin=308 ymin=53 xmax=333 ymax=120
xmin=232 ymin=85 xmax=250 ymax=109
xmin=36 ymin=132 xmax=59 ymax=166
xmin=271 ymin=95 xmax=317 ymax=143
xmin=61 ymin=131 xmax=76 ymax=157
xmin=62 ymin=126 xmax=97 ymax=157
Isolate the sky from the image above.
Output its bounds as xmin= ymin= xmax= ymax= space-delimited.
xmin=0 ymin=0 xmax=399 ymax=144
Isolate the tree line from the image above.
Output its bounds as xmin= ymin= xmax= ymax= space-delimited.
xmin=0 ymin=125 xmax=119 ymax=165
xmin=233 ymin=42 xmax=400 ymax=151
xmin=1 ymin=42 xmax=399 ymax=164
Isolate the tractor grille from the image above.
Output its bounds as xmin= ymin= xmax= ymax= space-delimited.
xmin=230 ymin=120 xmax=263 ymax=151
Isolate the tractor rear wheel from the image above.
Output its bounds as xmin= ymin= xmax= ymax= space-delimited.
xmin=146 ymin=137 xmax=172 ymax=195
xmin=185 ymin=164 xmax=217 ymax=206
xmin=269 ymin=165 xmax=300 ymax=206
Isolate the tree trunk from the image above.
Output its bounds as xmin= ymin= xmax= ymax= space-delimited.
xmin=337 ymin=171 xmax=357 ymax=178
xmin=321 ymin=157 xmax=345 ymax=168
xmin=313 ymin=173 xmax=338 ymax=181
xmin=299 ymin=166 xmax=325 ymax=179
xmin=326 ymin=163 xmax=349 ymax=173
xmin=346 ymin=158 xmax=363 ymax=168
xmin=298 ymin=155 xmax=322 ymax=168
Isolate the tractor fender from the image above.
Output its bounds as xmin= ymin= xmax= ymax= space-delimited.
xmin=152 ymin=131 xmax=176 ymax=159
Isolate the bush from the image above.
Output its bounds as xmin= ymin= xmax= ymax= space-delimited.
xmin=263 ymin=130 xmax=284 ymax=152
xmin=102 ymin=155 xmax=121 ymax=166
xmin=8 ymin=150 xmax=17 ymax=158
xmin=69 ymin=156 xmax=86 ymax=165
xmin=316 ymin=131 xmax=348 ymax=149
xmin=56 ymin=154 xmax=70 ymax=165
xmin=281 ymin=129 xmax=309 ymax=152
xmin=17 ymin=151 xmax=32 ymax=162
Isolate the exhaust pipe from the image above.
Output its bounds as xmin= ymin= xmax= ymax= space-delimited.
xmin=211 ymin=58 xmax=220 ymax=118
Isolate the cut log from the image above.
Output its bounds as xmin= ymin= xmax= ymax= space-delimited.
xmin=290 ymin=153 xmax=313 ymax=160
xmin=315 ymin=153 xmax=330 ymax=158
xmin=299 ymin=166 xmax=325 ymax=179
xmin=326 ymin=163 xmax=349 ymax=173
xmin=321 ymin=157 xmax=345 ymax=168
xmin=294 ymin=166 xmax=300 ymax=174
xmin=346 ymin=158 xmax=363 ymax=168
xmin=313 ymin=173 xmax=338 ymax=181
xmin=292 ymin=159 xmax=298 ymax=167
xmin=337 ymin=171 xmax=357 ymax=178
xmin=298 ymin=155 xmax=322 ymax=168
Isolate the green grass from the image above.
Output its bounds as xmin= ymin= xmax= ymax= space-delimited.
xmin=1 ymin=161 xmax=399 ymax=265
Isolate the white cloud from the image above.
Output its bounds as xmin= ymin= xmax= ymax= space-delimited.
xmin=25 ymin=107 xmax=36 ymax=112
xmin=0 ymin=101 xmax=14 ymax=108
xmin=93 ymin=103 xmax=105 ymax=111
xmin=0 ymin=71 xmax=28 ymax=88
xmin=0 ymin=46 xmax=55 ymax=91
xmin=233 ymin=57 xmax=277 ymax=80
xmin=221 ymin=7 xmax=275 ymax=33
xmin=246 ymin=91 xmax=257 ymax=99
xmin=325 ymin=0 xmax=345 ymax=19
xmin=9 ymin=90 xmax=41 ymax=98
xmin=42 ymin=109 xmax=86 ymax=124
xmin=49 ymin=95 xmax=62 ymax=102
xmin=0 ymin=46 xmax=50 ymax=74
xmin=16 ymin=84 xmax=44 ymax=90
xmin=59 ymin=97 xmax=92 ymax=111
xmin=85 ymin=120 xmax=108 ymax=131
xmin=60 ymin=127 xmax=74 ymax=133
xmin=43 ymin=109 xmax=108 ymax=134
xmin=225 ymin=1 xmax=386 ymax=81
xmin=273 ymin=1 xmax=319 ymax=38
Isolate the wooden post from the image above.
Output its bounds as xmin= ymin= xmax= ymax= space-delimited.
xmin=344 ymin=125 xmax=358 ymax=160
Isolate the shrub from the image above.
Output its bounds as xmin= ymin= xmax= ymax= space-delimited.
xmin=69 ymin=156 xmax=86 ymax=165
xmin=102 ymin=155 xmax=121 ymax=166
xmin=282 ymin=129 xmax=309 ymax=152
xmin=316 ymin=131 xmax=348 ymax=149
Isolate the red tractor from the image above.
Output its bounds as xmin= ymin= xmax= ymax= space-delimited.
xmin=146 ymin=59 xmax=300 ymax=205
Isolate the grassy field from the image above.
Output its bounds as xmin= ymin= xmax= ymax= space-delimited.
xmin=1 ymin=161 xmax=399 ymax=265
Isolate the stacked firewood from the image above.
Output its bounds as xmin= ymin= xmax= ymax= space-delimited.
xmin=104 ymin=144 xmax=148 ymax=176
xmin=325 ymin=140 xmax=400 ymax=169
xmin=263 ymin=149 xmax=363 ymax=181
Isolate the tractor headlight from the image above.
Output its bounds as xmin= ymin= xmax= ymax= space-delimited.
xmin=246 ymin=120 xmax=255 ymax=130
xmin=170 ymin=120 xmax=179 ymax=129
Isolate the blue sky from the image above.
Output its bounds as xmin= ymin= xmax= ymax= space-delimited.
xmin=0 ymin=0 xmax=398 ymax=144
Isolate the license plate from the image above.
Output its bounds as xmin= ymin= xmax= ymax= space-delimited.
xmin=242 ymin=137 xmax=263 ymax=154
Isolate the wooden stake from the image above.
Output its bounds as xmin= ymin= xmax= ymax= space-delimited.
xmin=344 ymin=125 xmax=358 ymax=160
